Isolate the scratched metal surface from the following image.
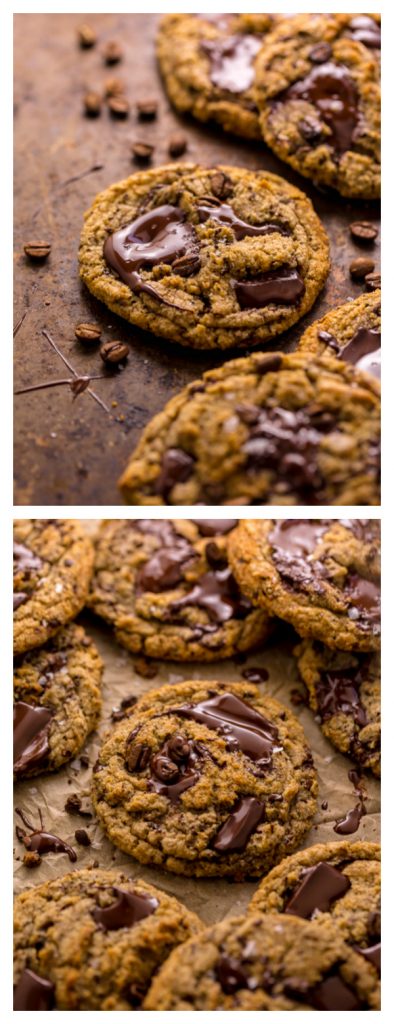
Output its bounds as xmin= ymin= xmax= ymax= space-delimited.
xmin=13 ymin=13 xmax=381 ymax=506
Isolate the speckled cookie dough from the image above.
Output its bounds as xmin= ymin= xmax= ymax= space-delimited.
xmin=14 ymin=623 xmax=103 ymax=779
xmin=298 ymin=290 xmax=381 ymax=380
xmin=228 ymin=519 xmax=380 ymax=651
xmin=157 ymin=13 xmax=275 ymax=139
xmin=295 ymin=640 xmax=380 ymax=775
xmin=249 ymin=840 xmax=381 ymax=964
xmin=13 ymin=867 xmax=201 ymax=1010
xmin=254 ymin=14 xmax=381 ymax=199
xmin=144 ymin=911 xmax=380 ymax=1010
xmin=92 ymin=679 xmax=318 ymax=879
xmin=79 ymin=163 xmax=329 ymax=351
xmin=13 ymin=520 xmax=94 ymax=656
xmin=118 ymin=351 xmax=381 ymax=507
xmin=87 ymin=518 xmax=271 ymax=660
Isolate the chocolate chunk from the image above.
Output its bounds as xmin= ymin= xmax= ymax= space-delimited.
xmin=356 ymin=942 xmax=381 ymax=974
xmin=13 ymin=541 xmax=43 ymax=573
xmin=13 ymin=592 xmax=29 ymax=610
xmin=137 ymin=532 xmax=194 ymax=592
xmin=197 ymin=201 xmax=290 ymax=240
xmin=243 ymin=404 xmax=327 ymax=499
xmin=316 ymin=663 xmax=369 ymax=727
xmin=347 ymin=15 xmax=381 ymax=49
xmin=13 ymin=702 xmax=54 ymax=776
xmin=242 ymin=667 xmax=269 ymax=684
xmin=279 ymin=62 xmax=359 ymax=153
xmin=154 ymin=448 xmax=195 ymax=500
xmin=14 ymin=969 xmax=55 ymax=1011
xmin=92 ymin=887 xmax=158 ymax=930
xmin=104 ymin=205 xmax=197 ymax=303
xmin=169 ymin=566 xmax=252 ymax=624
xmin=285 ymin=862 xmax=350 ymax=918
xmin=215 ymin=955 xmax=250 ymax=995
xmin=235 ymin=267 xmax=305 ymax=309
xmin=346 ymin=573 xmax=380 ymax=628
xmin=308 ymin=972 xmax=363 ymax=1010
xmin=191 ymin=519 xmax=238 ymax=536
xmin=212 ymin=796 xmax=265 ymax=852
xmin=201 ymin=34 xmax=261 ymax=93
xmin=149 ymin=771 xmax=199 ymax=802
xmin=169 ymin=691 xmax=280 ymax=766
xmin=338 ymin=327 xmax=381 ymax=378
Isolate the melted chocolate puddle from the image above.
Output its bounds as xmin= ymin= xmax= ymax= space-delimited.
xmin=201 ymin=34 xmax=262 ymax=93
xmin=279 ymin=61 xmax=359 ymax=153
xmin=104 ymin=204 xmax=196 ymax=308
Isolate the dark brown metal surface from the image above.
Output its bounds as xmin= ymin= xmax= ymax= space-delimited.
xmin=14 ymin=13 xmax=380 ymax=506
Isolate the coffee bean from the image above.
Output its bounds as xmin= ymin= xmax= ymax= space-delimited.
xmin=349 ymin=220 xmax=379 ymax=245
xmin=137 ymin=99 xmax=158 ymax=120
xmin=108 ymin=95 xmax=129 ymax=118
xmin=210 ymin=170 xmax=233 ymax=199
xmin=365 ymin=271 xmax=381 ymax=291
xmin=151 ymin=754 xmax=180 ymax=783
xmin=167 ymin=734 xmax=191 ymax=764
xmin=23 ymin=240 xmax=51 ymax=260
xmin=103 ymin=41 xmax=123 ymax=65
xmin=77 ymin=23 xmax=96 ymax=48
xmin=125 ymin=743 xmax=151 ymax=773
xmin=74 ymin=322 xmax=102 ymax=343
xmin=309 ymin=42 xmax=332 ymax=62
xmin=105 ymin=76 xmax=125 ymax=97
xmin=168 ymin=133 xmax=187 ymax=157
xmin=75 ymin=828 xmax=91 ymax=846
xmin=100 ymin=340 xmax=130 ymax=364
xmin=131 ymin=141 xmax=154 ymax=162
xmin=83 ymin=91 xmax=102 ymax=117
xmin=349 ymin=256 xmax=375 ymax=280
xmin=172 ymin=253 xmax=201 ymax=277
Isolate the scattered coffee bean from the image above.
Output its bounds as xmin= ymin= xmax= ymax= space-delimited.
xmin=100 ymin=340 xmax=130 ymax=364
xmin=125 ymin=742 xmax=151 ymax=773
xmin=349 ymin=220 xmax=379 ymax=245
xmin=137 ymin=99 xmax=158 ymax=120
xmin=131 ymin=141 xmax=154 ymax=162
xmin=349 ymin=256 xmax=375 ymax=280
xmin=108 ymin=95 xmax=129 ymax=118
xmin=105 ymin=76 xmax=125 ymax=97
xmin=83 ymin=91 xmax=102 ymax=117
xmin=24 ymin=240 xmax=51 ymax=261
xmin=168 ymin=133 xmax=187 ymax=157
xmin=103 ymin=41 xmax=123 ymax=65
xmin=365 ymin=271 xmax=381 ymax=291
xmin=74 ymin=322 xmax=102 ymax=344
xmin=75 ymin=828 xmax=91 ymax=847
xmin=210 ymin=170 xmax=233 ymax=199
xmin=77 ymin=24 xmax=96 ymax=49
xmin=172 ymin=253 xmax=201 ymax=277
xmin=23 ymin=851 xmax=42 ymax=868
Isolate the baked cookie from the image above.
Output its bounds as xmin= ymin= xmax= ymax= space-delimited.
xmin=249 ymin=840 xmax=380 ymax=968
xmin=228 ymin=519 xmax=381 ymax=651
xmin=14 ymin=520 xmax=94 ymax=656
xmin=92 ymin=679 xmax=318 ymax=879
xmin=14 ymin=623 xmax=103 ymax=779
xmin=157 ymin=13 xmax=275 ymax=140
xmin=79 ymin=163 xmax=329 ymax=351
xmin=295 ymin=640 xmax=380 ymax=775
xmin=13 ymin=867 xmax=201 ymax=1010
xmin=118 ymin=351 xmax=381 ymax=506
xmin=254 ymin=14 xmax=381 ymax=199
xmin=88 ymin=519 xmax=271 ymax=660
xmin=144 ymin=911 xmax=380 ymax=1010
xmin=298 ymin=290 xmax=381 ymax=380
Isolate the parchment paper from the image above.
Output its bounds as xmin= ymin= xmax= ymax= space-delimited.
xmin=14 ymin=521 xmax=380 ymax=924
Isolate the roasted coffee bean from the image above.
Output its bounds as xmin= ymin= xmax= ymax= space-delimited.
xmin=168 ymin=133 xmax=187 ymax=157
xmin=77 ymin=24 xmax=96 ymax=48
xmin=108 ymin=95 xmax=129 ymax=118
xmin=172 ymin=253 xmax=201 ymax=277
xmin=365 ymin=271 xmax=381 ymax=291
xmin=103 ymin=41 xmax=123 ymax=65
xmin=125 ymin=743 xmax=151 ymax=773
xmin=75 ymin=828 xmax=91 ymax=846
xmin=131 ymin=141 xmax=154 ymax=162
xmin=137 ymin=99 xmax=158 ymax=120
xmin=309 ymin=42 xmax=332 ymax=62
xmin=167 ymin=734 xmax=191 ymax=764
xmin=105 ymin=76 xmax=125 ymax=97
xmin=24 ymin=240 xmax=51 ymax=260
xmin=83 ymin=91 xmax=102 ymax=117
xmin=74 ymin=322 xmax=102 ymax=343
xmin=349 ymin=220 xmax=379 ymax=244
xmin=150 ymin=754 xmax=180 ymax=782
xmin=100 ymin=340 xmax=130 ymax=364
xmin=349 ymin=256 xmax=375 ymax=280
xmin=210 ymin=170 xmax=233 ymax=199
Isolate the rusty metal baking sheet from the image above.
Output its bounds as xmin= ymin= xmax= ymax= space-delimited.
xmin=13 ymin=14 xmax=380 ymax=506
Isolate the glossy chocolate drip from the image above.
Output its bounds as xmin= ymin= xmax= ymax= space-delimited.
xmin=92 ymin=887 xmax=158 ymax=930
xmin=13 ymin=702 xmax=54 ymax=775
xmin=14 ymin=968 xmax=55 ymax=1011
xmin=348 ymin=15 xmax=381 ymax=49
xmin=201 ymin=34 xmax=261 ymax=93
xmin=320 ymin=326 xmax=381 ymax=378
xmin=168 ymin=691 xmax=280 ymax=766
xmin=212 ymin=796 xmax=265 ymax=852
xmin=346 ymin=573 xmax=381 ymax=628
xmin=235 ymin=266 xmax=305 ymax=308
xmin=316 ymin=664 xmax=368 ymax=727
xmin=104 ymin=204 xmax=196 ymax=306
xmin=23 ymin=829 xmax=77 ymax=861
xmin=357 ymin=942 xmax=381 ymax=973
xmin=169 ymin=566 xmax=252 ymax=623
xmin=283 ymin=61 xmax=359 ymax=153
xmin=334 ymin=802 xmax=365 ymax=835
xmin=136 ymin=522 xmax=195 ymax=591
xmin=284 ymin=861 xmax=350 ymax=918
xmin=270 ymin=519 xmax=329 ymax=558
xmin=191 ymin=519 xmax=238 ymax=536
xmin=197 ymin=201 xmax=290 ymax=239
xmin=154 ymin=448 xmax=195 ymax=500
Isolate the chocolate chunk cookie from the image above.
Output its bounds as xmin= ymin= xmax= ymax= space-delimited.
xmin=13 ymin=867 xmax=201 ymax=1010
xmin=295 ymin=640 xmax=380 ymax=775
xmin=118 ymin=351 xmax=380 ymax=506
xmin=14 ymin=623 xmax=103 ymax=779
xmin=228 ymin=519 xmax=380 ymax=651
xmin=254 ymin=14 xmax=381 ymax=198
xmin=88 ymin=519 xmax=271 ymax=660
xmin=144 ymin=911 xmax=380 ymax=1009
xmin=157 ymin=14 xmax=275 ymax=139
xmin=298 ymin=290 xmax=381 ymax=380
xmin=249 ymin=840 xmax=380 ymax=968
xmin=14 ymin=520 xmax=94 ymax=655
xmin=92 ymin=679 xmax=318 ymax=879
xmin=79 ymin=163 xmax=329 ymax=350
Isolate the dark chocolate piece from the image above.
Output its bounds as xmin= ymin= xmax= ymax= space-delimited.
xmin=201 ymin=34 xmax=261 ymax=93
xmin=235 ymin=267 xmax=305 ymax=308
xmin=13 ymin=702 xmax=54 ymax=775
xmin=284 ymin=861 xmax=350 ymax=918
xmin=212 ymin=796 xmax=265 ymax=852
xmin=104 ymin=204 xmax=197 ymax=307
xmin=14 ymin=969 xmax=55 ymax=1011
xmin=92 ymin=887 xmax=158 ymax=930
xmin=279 ymin=62 xmax=359 ymax=153
xmin=197 ymin=201 xmax=289 ymax=239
